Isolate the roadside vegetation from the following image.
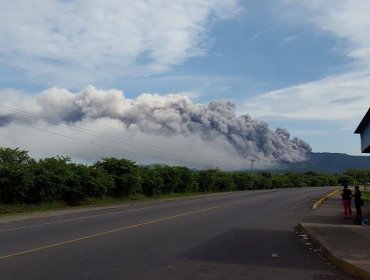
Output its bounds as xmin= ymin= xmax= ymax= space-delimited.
xmin=0 ymin=147 xmax=367 ymax=215
xmin=362 ymin=190 xmax=370 ymax=206
xmin=341 ymin=169 xmax=370 ymax=206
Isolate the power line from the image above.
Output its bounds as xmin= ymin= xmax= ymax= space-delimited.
xmin=0 ymin=104 xmax=244 ymax=164
xmin=11 ymin=119 xmax=208 ymax=165
xmin=6 ymin=117 xmax=244 ymax=167
xmin=0 ymin=104 xmax=178 ymax=154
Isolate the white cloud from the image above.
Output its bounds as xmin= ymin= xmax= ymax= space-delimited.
xmin=174 ymin=90 xmax=202 ymax=100
xmin=243 ymin=71 xmax=370 ymax=121
xmin=280 ymin=0 xmax=370 ymax=64
xmin=0 ymin=0 xmax=240 ymax=87
xmin=282 ymin=35 xmax=297 ymax=43
xmin=243 ymin=1 xmax=370 ymax=124
xmin=246 ymin=32 xmax=261 ymax=42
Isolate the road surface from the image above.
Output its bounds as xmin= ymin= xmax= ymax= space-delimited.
xmin=0 ymin=188 xmax=355 ymax=279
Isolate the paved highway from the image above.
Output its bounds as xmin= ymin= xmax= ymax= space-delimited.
xmin=0 ymin=188 xmax=355 ymax=279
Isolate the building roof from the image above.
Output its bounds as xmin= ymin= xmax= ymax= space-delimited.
xmin=363 ymin=146 xmax=370 ymax=153
xmin=354 ymin=108 xmax=370 ymax=134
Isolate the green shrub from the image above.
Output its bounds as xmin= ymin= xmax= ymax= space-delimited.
xmin=0 ymin=147 xmax=34 ymax=203
xmin=94 ymin=157 xmax=141 ymax=197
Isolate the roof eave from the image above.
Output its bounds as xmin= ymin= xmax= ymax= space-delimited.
xmin=354 ymin=108 xmax=370 ymax=134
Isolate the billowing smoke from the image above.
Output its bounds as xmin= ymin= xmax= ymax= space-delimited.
xmin=0 ymin=86 xmax=311 ymax=170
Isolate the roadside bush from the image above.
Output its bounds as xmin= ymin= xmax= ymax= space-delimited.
xmin=28 ymin=157 xmax=75 ymax=203
xmin=0 ymin=146 xmax=346 ymax=208
xmin=63 ymin=164 xmax=114 ymax=203
xmin=271 ymin=176 xmax=288 ymax=189
xmin=232 ymin=173 xmax=252 ymax=191
xmin=338 ymin=175 xmax=353 ymax=187
xmin=215 ymin=172 xmax=236 ymax=192
xmin=86 ymin=166 xmax=114 ymax=198
xmin=94 ymin=158 xmax=141 ymax=197
xmin=175 ymin=166 xmax=198 ymax=193
xmin=139 ymin=166 xmax=165 ymax=196
xmin=0 ymin=147 xmax=34 ymax=203
xmin=196 ymin=169 xmax=219 ymax=192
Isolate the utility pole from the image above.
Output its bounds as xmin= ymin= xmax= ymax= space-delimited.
xmin=249 ymin=154 xmax=256 ymax=189
xmin=249 ymin=154 xmax=256 ymax=174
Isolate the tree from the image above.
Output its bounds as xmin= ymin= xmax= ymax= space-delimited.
xmin=232 ymin=173 xmax=252 ymax=191
xmin=215 ymin=172 xmax=236 ymax=192
xmin=0 ymin=146 xmax=343 ymax=206
xmin=271 ymin=176 xmax=288 ymax=189
xmin=196 ymin=169 xmax=219 ymax=192
xmin=139 ymin=166 xmax=164 ymax=196
xmin=157 ymin=165 xmax=181 ymax=194
xmin=72 ymin=164 xmax=114 ymax=199
xmin=0 ymin=147 xmax=34 ymax=203
xmin=28 ymin=156 xmax=75 ymax=203
xmin=338 ymin=175 xmax=353 ymax=187
xmin=284 ymin=172 xmax=306 ymax=188
xmin=94 ymin=158 xmax=141 ymax=197
xmin=175 ymin=166 xmax=198 ymax=193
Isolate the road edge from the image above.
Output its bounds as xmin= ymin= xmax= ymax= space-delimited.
xmin=299 ymin=189 xmax=370 ymax=280
xmin=298 ymin=222 xmax=370 ymax=280
xmin=312 ymin=189 xmax=340 ymax=210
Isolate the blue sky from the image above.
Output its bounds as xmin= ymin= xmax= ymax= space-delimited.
xmin=0 ymin=0 xmax=369 ymax=167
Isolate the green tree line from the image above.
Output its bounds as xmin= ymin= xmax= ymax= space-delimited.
xmin=0 ymin=147 xmax=360 ymax=205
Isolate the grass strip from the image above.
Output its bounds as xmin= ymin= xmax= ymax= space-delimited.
xmin=0 ymin=192 xmax=216 ymax=217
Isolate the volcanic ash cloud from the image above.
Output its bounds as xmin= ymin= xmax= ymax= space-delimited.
xmin=0 ymin=86 xmax=311 ymax=169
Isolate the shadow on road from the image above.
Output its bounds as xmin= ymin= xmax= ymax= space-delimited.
xmin=179 ymin=228 xmax=317 ymax=269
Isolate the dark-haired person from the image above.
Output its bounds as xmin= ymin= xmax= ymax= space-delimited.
xmin=353 ymin=185 xmax=363 ymax=224
xmin=341 ymin=185 xmax=352 ymax=219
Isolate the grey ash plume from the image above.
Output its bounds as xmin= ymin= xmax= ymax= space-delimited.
xmin=0 ymin=86 xmax=311 ymax=169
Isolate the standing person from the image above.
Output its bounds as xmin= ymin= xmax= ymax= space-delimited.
xmin=353 ymin=185 xmax=363 ymax=224
xmin=341 ymin=185 xmax=352 ymax=219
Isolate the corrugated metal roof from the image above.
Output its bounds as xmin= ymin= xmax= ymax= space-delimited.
xmin=354 ymin=108 xmax=370 ymax=134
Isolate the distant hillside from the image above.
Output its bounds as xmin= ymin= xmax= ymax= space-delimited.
xmin=282 ymin=152 xmax=370 ymax=173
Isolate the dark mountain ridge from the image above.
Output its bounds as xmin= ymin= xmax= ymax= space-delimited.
xmin=281 ymin=152 xmax=369 ymax=173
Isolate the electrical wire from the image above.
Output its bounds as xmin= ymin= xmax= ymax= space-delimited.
xmin=11 ymin=119 xmax=222 ymax=167
xmin=0 ymin=104 xmax=246 ymax=164
xmin=0 ymin=104 xmax=244 ymax=164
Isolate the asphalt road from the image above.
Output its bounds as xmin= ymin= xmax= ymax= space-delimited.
xmin=0 ymin=188 xmax=355 ymax=280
